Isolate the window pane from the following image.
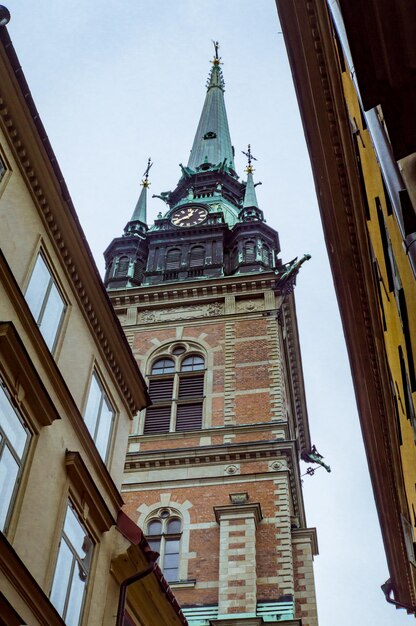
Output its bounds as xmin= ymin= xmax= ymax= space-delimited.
xmin=151 ymin=358 xmax=175 ymax=374
xmin=65 ymin=565 xmax=86 ymax=626
xmin=164 ymin=538 xmax=180 ymax=554
xmin=52 ymin=505 xmax=93 ymax=626
xmin=167 ymin=518 xmax=181 ymax=534
xmin=39 ymin=282 xmax=65 ymax=350
xmin=64 ymin=506 xmax=87 ymax=555
xmin=164 ymin=567 xmax=179 ymax=582
xmin=0 ymin=386 xmax=28 ymax=458
xmin=25 ymin=254 xmax=50 ymax=321
xmin=84 ymin=375 xmax=101 ymax=435
xmin=50 ymin=539 xmax=73 ymax=615
xmin=181 ymin=355 xmax=205 ymax=371
xmin=147 ymin=538 xmax=161 ymax=555
xmin=94 ymin=397 xmax=114 ymax=459
xmin=147 ymin=520 xmax=162 ymax=535
xmin=0 ymin=444 xmax=19 ymax=530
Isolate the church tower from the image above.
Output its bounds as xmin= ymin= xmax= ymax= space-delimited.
xmin=105 ymin=46 xmax=320 ymax=626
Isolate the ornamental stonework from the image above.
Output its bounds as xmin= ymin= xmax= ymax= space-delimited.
xmin=139 ymin=301 xmax=224 ymax=323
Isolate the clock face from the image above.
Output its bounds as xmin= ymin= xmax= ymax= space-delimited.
xmin=170 ymin=206 xmax=208 ymax=228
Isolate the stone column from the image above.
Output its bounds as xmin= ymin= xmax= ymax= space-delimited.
xmin=213 ymin=501 xmax=262 ymax=617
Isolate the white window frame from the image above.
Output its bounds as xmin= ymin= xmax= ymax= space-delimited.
xmin=50 ymin=502 xmax=94 ymax=626
xmin=0 ymin=378 xmax=31 ymax=532
xmin=83 ymin=371 xmax=115 ymax=461
xmin=25 ymin=251 xmax=66 ymax=352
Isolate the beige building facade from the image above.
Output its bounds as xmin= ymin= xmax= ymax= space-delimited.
xmin=0 ymin=16 xmax=185 ymax=626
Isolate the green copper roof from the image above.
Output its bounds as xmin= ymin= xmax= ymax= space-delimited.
xmin=187 ymin=60 xmax=235 ymax=173
xmin=243 ymin=171 xmax=259 ymax=209
xmin=130 ymin=184 xmax=147 ymax=224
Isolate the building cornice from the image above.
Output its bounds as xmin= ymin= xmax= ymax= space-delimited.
xmin=0 ymin=27 xmax=149 ymax=417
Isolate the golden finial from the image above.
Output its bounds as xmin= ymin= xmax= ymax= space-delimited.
xmin=211 ymin=40 xmax=221 ymax=65
xmin=141 ymin=157 xmax=153 ymax=188
xmin=242 ymin=144 xmax=257 ymax=173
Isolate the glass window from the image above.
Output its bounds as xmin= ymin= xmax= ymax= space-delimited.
xmin=181 ymin=355 xmax=205 ymax=371
xmin=25 ymin=253 xmax=66 ymax=351
xmin=50 ymin=503 xmax=94 ymax=626
xmin=0 ymin=381 xmax=30 ymax=531
xmin=84 ymin=373 xmax=115 ymax=460
xmin=151 ymin=358 xmax=175 ymax=375
xmin=0 ymin=155 xmax=6 ymax=183
xmin=144 ymin=352 xmax=205 ymax=434
xmin=146 ymin=512 xmax=182 ymax=582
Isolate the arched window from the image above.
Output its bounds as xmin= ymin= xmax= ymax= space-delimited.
xmin=146 ymin=510 xmax=182 ymax=582
xmin=144 ymin=351 xmax=205 ymax=434
xmin=166 ymin=249 xmax=181 ymax=270
xmin=116 ymin=255 xmax=129 ymax=277
xmin=244 ymin=241 xmax=256 ymax=263
xmin=262 ymin=244 xmax=271 ymax=266
xmin=189 ymin=245 xmax=205 ymax=267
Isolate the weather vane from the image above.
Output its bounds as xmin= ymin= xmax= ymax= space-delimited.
xmin=212 ymin=40 xmax=221 ymax=65
xmin=242 ymin=144 xmax=257 ymax=173
xmin=141 ymin=157 xmax=153 ymax=188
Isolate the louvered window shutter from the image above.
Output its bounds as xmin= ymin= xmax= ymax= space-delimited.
xmin=166 ymin=249 xmax=181 ymax=270
xmin=178 ymin=375 xmax=204 ymax=398
xmin=244 ymin=242 xmax=256 ymax=263
xmin=133 ymin=259 xmax=144 ymax=282
xmin=189 ymin=246 xmax=205 ymax=267
xmin=176 ymin=374 xmax=204 ymax=431
xmin=176 ymin=403 xmax=203 ymax=431
xmin=149 ymin=378 xmax=174 ymax=402
xmin=145 ymin=378 xmax=174 ymax=434
xmin=144 ymin=405 xmax=171 ymax=434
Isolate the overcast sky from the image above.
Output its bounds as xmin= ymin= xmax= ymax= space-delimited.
xmin=3 ymin=1 xmax=411 ymax=624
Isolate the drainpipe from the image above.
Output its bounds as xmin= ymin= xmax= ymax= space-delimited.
xmin=381 ymin=579 xmax=416 ymax=615
xmin=116 ymin=552 xmax=159 ymax=626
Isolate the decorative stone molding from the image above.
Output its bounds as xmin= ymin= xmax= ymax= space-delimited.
xmin=0 ymin=91 xmax=145 ymax=416
xmin=139 ymin=301 xmax=224 ymax=324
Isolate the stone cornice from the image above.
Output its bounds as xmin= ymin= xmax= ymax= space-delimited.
xmin=0 ymin=29 xmax=149 ymax=417
xmin=109 ymin=272 xmax=280 ymax=310
xmin=128 ymin=420 xmax=289 ymax=445
xmin=213 ymin=502 xmax=263 ymax=527
xmin=125 ymin=439 xmax=296 ymax=470
xmin=292 ymin=527 xmax=319 ymax=557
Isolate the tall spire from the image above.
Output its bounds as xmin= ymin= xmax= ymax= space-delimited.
xmin=240 ymin=145 xmax=264 ymax=222
xmin=187 ymin=42 xmax=235 ymax=174
xmin=242 ymin=145 xmax=259 ymax=209
xmin=124 ymin=158 xmax=152 ymax=235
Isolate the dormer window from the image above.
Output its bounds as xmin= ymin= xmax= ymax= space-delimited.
xmin=189 ymin=246 xmax=205 ymax=267
xmin=244 ymin=241 xmax=256 ymax=263
xmin=115 ymin=256 xmax=129 ymax=277
xmin=203 ymin=131 xmax=217 ymax=140
xmin=166 ymin=249 xmax=181 ymax=270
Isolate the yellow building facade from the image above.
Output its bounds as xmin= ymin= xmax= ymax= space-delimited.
xmin=276 ymin=0 xmax=416 ymax=614
xmin=0 ymin=14 xmax=185 ymax=626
